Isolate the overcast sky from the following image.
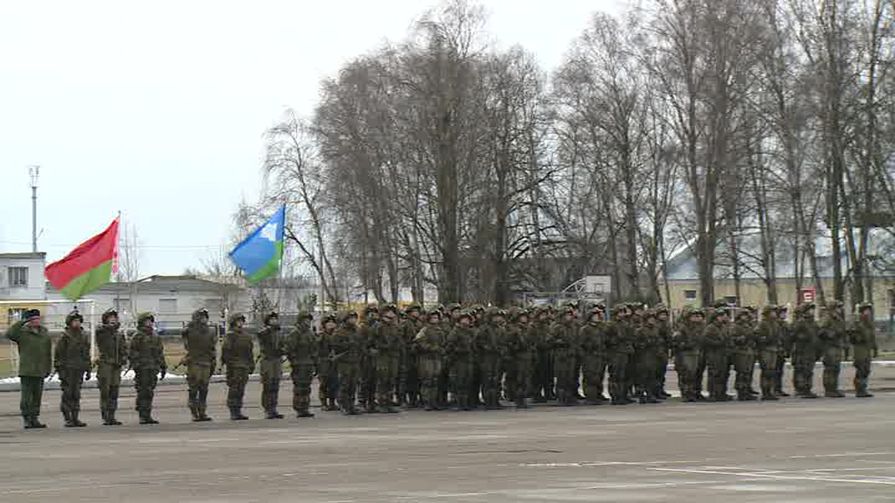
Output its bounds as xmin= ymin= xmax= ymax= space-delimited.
xmin=0 ymin=0 xmax=622 ymax=276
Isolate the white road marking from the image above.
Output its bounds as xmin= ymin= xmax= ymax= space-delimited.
xmin=651 ymin=467 xmax=895 ymax=486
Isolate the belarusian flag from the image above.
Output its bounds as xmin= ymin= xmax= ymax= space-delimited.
xmin=45 ymin=217 xmax=119 ymax=300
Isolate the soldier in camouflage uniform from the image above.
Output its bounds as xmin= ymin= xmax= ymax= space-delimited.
xmin=286 ymin=311 xmax=317 ymax=418
xmin=551 ymin=306 xmax=580 ymax=406
xmin=606 ymin=304 xmax=635 ymax=405
xmin=476 ymin=308 xmax=508 ymax=409
xmin=55 ymin=310 xmax=91 ymax=427
xmin=370 ymin=304 xmax=403 ymax=413
xmin=579 ymin=305 xmax=608 ymax=405
xmin=317 ymin=313 xmax=340 ymax=411
xmin=129 ymin=312 xmax=166 ymax=424
xmin=399 ymin=304 xmax=423 ymax=408
xmin=755 ymin=306 xmax=782 ymax=400
xmin=415 ymin=310 xmax=448 ymax=411
xmin=532 ymin=307 xmax=555 ymax=402
xmin=469 ymin=305 xmax=487 ymax=407
xmin=731 ymin=307 xmax=758 ymax=401
xmin=6 ymin=309 xmax=52 ymax=429
xmin=96 ymin=308 xmax=127 ymax=425
xmin=446 ymin=310 xmax=476 ymax=410
xmin=791 ymin=303 xmax=819 ymax=398
xmin=257 ymin=311 xmax=285 ymax=419
xmin=654 ymin=305 xmax=672 ymax=399
xmin=673 ymin=308 xmax=705 ymax=402
xmin=181 ymin=308 xmax=216 ymax=422
xmin=330 ymin=311 xmax=364 ymax=415
xmin=703 ymin=308 xmax=733 ymax=402
xmin=773 ymin=306 xmax=791 ymax=396
xmin=222 ymin=313 xmax=254 ymax=420
xmin=633 ymin=310 xmax=661 ymax=404
xmin=850 ymin=304 xmax=878 ymax=398
xmin=505 ymin=308 xmax=536 ymax=409
xmin=358 ymin=305 xmax=380 ymax=413
xmin=818 ymin=302 xmax=846 ymax=398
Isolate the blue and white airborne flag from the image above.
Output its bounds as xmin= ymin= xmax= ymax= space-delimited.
xmin=228 ymin=205 xmax=286 ymax=283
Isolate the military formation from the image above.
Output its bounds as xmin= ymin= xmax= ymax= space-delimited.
xmin=3 ymin=300 xmax=881 ymax=429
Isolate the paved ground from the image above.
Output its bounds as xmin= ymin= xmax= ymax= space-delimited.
xmin=1 ymin=366 xmax=894 ymax=502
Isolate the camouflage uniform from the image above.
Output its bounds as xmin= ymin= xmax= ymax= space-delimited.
xmin=532 ymin=308 xmax=555 ymax=402
xmin=476 ymin=308 xmax=508 ymax=409
xmin=329 ymin=312 xmax=364 ymax=415
xmin=96 ymin=308 xmax=127 ymax=425
xmin=731 ymin=309 xmax=758 ymax=401
xmin=222 ymin=313 xmax=254 ymax=420
xmin=398 ymin=305 xmax=423 ymax=407
xmin=606 ymin=306 xmax=634 ymax=405
xmin=317 ymin=316 xmax=339 ymax=410
xmin=673 ymin=309 xmax=705 ymax=402
xmin=849 ymin=305 xmax=877 ymax=398
xmin=286 ymin=312 xmax=317 ymax=417
xmin=358 ymin=306 xmax=380 ymax=413
xmin=755 ymin=306 xmax=782 ymax=400
xmin=504 ymin=308 xmax=535 ymax=408
xmin=773 ymin=307 xmax=792 ymax=396
xmin=791 ymin=304 xmax=819 ymax=398
xmin=817 ymin=302 xmax=846 ymax=397
xmin=129 ymin=312 xmax=166 ymax=424
xmin=257 ymin=312 xmax=286 ymax=419
xmin=633 ymin=312 xmax=662 ymax=404
xmin=55 ymin=311 xmax=91 ymax=427
xmin=578 ymin=307 xmax=608 ymax=404
xmin=446 ymin=311 xmax=476 ymax=410
xmin=654 ymin=306 xmax=673 ymax=398
xmin=703 ymin=309 xmax=733 ymax=401
xmin=181 ymin=309 xmax=216 ymax=422
xmin=370 ymin=305 xmax=403 ymax=413
xmin=415 ymin=311 xmax=447 ymax=411
xmin=551 ymin=308 xmax=580 ymax=406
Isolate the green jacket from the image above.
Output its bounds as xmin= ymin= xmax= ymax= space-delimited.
xmin=129 ymin=327 xmax=166 ymax=371
xmin=182 ymin=320 xmax=217 ymax=367
xmin=96 ymin=324 xmax=128 ymax=367
xmin=54 ymin=327 xmax=91 ymax=373
xmin=6 ymin=321 xmax=52 ymax=378
xmin=286 ymin=321 xmax=318 ymax=366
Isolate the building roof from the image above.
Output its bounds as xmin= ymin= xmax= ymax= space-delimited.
xmin=0 ymin=252 xmax=46 ymax=259
xmin=665 ymin=229 xmax=895 ymax=281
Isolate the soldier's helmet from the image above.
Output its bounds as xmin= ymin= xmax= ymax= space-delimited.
xmin=405 ymin=303 xmax=422 ymax=314
xmin=338 ymin=311 xmax=359 ymax=324
xmin=457 ymin=309 xmax=474 ymax=323
xmin=689 ymin=308 xmax=705 ymax=319
xmin=426 ymin=309 xmax=442 ymax=321
xmin=736 ymin=307 xmax=754 ymax=320
xmin=364 ymin=304 xmax=379 ymax=315
xmin=22 ymin=309 xmax=41 ymax=321
xmin=762 ymin=305 xmax=777 ymax=316
xmin=65 ymin=310 xmax=84 ymax=326
xmin=263 ymin=311 xmax=279 ymax=324
xmin=101 ymin=308 xmax=119 ymax=324
xmin=381 ymin=303 xmax=398 ymax=315
xmin=228 ymin=312 xmax=247 ymax=327
xmin=653 ymin=304 xmax=668 ymax=314
xmin=137 ymin=312 xmax=155 ymax=325
xmin=321 ymin=312 xmax=338 ymax=326
xmin=192 ymin=308 xmax=210 ymax=322
xmin=447 ymin=303 xmax=462 ymax=314
xmin=795 ymin=303 xmax=815 ymax=316
xmin=297 ymin=311 xmax=313 ymax=322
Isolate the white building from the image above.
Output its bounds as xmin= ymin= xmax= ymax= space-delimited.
xmin=0 ymin=252 xmax=46 ymax=300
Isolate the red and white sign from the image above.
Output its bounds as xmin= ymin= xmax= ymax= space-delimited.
xmin=800 ymin=288 xmax=816 ymax=304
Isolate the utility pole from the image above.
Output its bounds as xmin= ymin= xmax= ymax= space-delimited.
xmin=29 ymin=165 xmax=39 ymax=253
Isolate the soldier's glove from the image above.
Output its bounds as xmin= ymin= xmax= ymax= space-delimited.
xmin=159 ymin=368 xmax=167 ymax=380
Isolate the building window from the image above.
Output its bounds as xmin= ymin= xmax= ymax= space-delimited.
xmin=684 ymin=290 xmax=697 ymax=301
xmin=8 ymin=267 xmax=28 ymax=287
xmin=159 ymin=298 xmax=178 ymax=314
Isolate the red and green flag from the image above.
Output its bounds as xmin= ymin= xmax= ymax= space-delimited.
xmin=45 ymin=217 xmax=119 ymax=300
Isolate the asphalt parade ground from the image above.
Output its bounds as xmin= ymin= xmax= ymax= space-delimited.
xmin=1 ymin=366 xmax=894 ymax=502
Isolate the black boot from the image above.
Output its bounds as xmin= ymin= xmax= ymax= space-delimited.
xmin=266 ymin=410 xmax=285 ymax=419
xmin=71 ymin=411 xmax=87 ymax=427
xmin=105 ymin=410 xmax=122 ymax=426
xmin=63 ymin=409 xmax=74 ymax=427
xmin=139 ymin=411 xmax=159 ymax=424
xmin=230 ymin=407 xmax=249 ymax=420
